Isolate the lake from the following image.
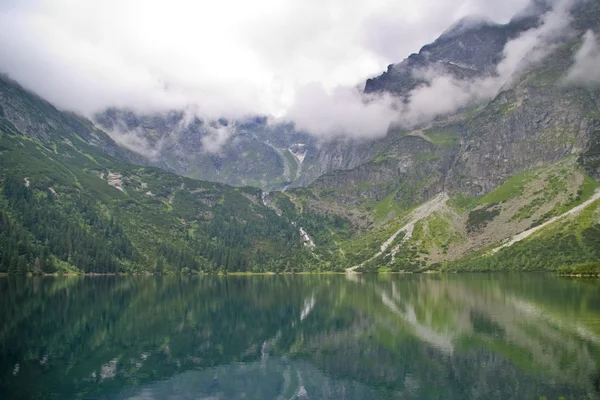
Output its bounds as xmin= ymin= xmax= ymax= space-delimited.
xmin=0 ymin=274 xmax=599 ymax=399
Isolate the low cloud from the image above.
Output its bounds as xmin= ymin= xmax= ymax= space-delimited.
xmin=565 ymin=30 xmax=600 ymax=85
xmin=402 ymin=0 xmax=575 ymax=125
xmin=201 ymin=125 xmax=235 ymax=154
xmin=96 ymin=108 xmax=236 ymax=157
xmin=283 ymin=0 xmax=577 ymax=138
xmin=110 ymin=130 xmax=164 ymax=161
xmin=403 ymin=0 xmax=575 ymax=125
xmin=497 ymin=0 xmax=574 ymax=81
xmin=0 ymin=0 xmax=531 ymax=120
xmin=397 ymin=71 xmax=500 ymax=128
xmin=99 ymin=122 xmax=166 ymax=161
xmin=0 ymin=0 xmax=581 ymax=145
xmin=282 ymin=84 xmax=396 ymax=139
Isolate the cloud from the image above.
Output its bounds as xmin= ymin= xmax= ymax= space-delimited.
xmin=397 ymin=71 xmax=498 ymax=128
xmin=201 ymin=125 xmax=235 ymax=154
xmin=0 ymin=0 xmax=531 ymax=121
xmin=362 ymin=0 xmax=529 ymax=61
xmin=283 ymin=84 xmax=397 ymax=139
xmin=393 ymin=0 xmax=577 ymax=129
xmin=497 ymin=0 xmax=575 ymax=81
xmin=108 ymin=128 xmax=164 ymax=161
xmin=282 ymin=0 xmax=578 ymax=137
xmin=95 ymin=107 xmax=235 ymax=157
xmin=565 ymin=30 xmax=600 ymax=85
xmin=1 ymin=0 xmax=578 ymax=145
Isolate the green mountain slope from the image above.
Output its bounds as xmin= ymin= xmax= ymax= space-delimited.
xmin=1 ymin=1 xmax=600 ymax=274
xmin=0 ymin=85 xmax=316 ymax=274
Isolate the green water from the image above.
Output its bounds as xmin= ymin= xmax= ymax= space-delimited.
xmin=1 ymin=274 xmax=599 ymax=399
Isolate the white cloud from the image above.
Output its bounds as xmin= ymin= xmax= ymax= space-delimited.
xmin=282 ymin=0 xmax=579 ymax=136
xmin=283 ymin=84 xmax=397 ymax=139
xmin=362 ymin=0 xmax=529 ymax=61
xmin=2 ymin=0 xmax=578 ymax=144
xmin=565 ymin=30 xmax=600 ymax=85
xmin=390 ymin=0 xmax=577 ymax=129
xmin=0 ymin=0 xmax=531 ymax=121
xmin=201 ymin=126 xmax=235 ymax=154
xmin=497 ymin=0 xmax=575 ymax=81
xmin=108 ymin=127 xmax=164 ymax=161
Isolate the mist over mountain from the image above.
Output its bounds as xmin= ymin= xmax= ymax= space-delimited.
xmin=0 ymin=0 xmax=599 ymax=274
xmin=77 ymin=0 xmax=598 ymax=193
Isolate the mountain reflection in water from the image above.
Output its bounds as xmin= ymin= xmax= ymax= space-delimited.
xmin=0 ymin=274 xmax=599 ymax=399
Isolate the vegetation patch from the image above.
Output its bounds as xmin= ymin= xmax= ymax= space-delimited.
xmin=467 ymin=204 xmax=500 ymax=232
xmin=423 ymin=127 xmax=462 ymax=147
xmin=498 ymin=102 xmax=517 ymax=116
xmin=448 ymin=194 xmax=480 ymax=214
xmin=374 ymin=192 xmax=401 ymax=222
xmin=416 ymin=151 xmax=438 ymax=162
xmin=480 ymin=170 xmax=535 ymax=205
xmin=558 ymin=262 xmax=600 ymax=277
xmin=444 ymin=218 xmax=600 ymax=272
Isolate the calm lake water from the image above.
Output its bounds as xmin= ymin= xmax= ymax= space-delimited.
xmin=1 ymin=274 xmax=599 ymax=399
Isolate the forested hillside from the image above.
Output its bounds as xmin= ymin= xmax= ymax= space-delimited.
xmin=0 ymin=85 xmax=315 ymax=274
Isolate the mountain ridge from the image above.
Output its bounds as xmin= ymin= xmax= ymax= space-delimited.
xmin=0 ymin=0 xmax=599 ymax=274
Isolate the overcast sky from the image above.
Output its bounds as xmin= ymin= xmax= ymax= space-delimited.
xmin=0 ymin=0 xmax=534 ymax=119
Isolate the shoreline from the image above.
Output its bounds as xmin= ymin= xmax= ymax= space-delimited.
xmin=1 ymin=270 xmax=591 ymax=278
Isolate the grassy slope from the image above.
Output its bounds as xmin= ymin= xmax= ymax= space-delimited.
xmin=441 ymin=159 xmax=600 ymax=271
xmin=0 ymin=120 xmax=313 ymax=274
xmin=291 ymin=157 xmax=600 ymax=272
xmin=2 ymin=119 xmax=599 ymax=273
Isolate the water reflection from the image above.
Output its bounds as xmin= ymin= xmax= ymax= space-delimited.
xmin=0 ymin=274 xmax=599 ymax=399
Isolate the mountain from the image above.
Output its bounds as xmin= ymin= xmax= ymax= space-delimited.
xmin=1 ymin=0 xmax=599 ymax=274
xmin=92 ymin=108 xmax=380 ymax=191
xmin=279 ymin=0 xmax=600 ymax=271
xmin=87 ymin=5 xmax=544 ymax=194
xmin=0 ymin=75 xmax=319 ymax=274
xmin=363 ymin=12 xmax=539 ymax=96
xmin=93 ymin=108 xmax=320 ymax=190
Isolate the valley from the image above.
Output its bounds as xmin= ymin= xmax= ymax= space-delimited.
xmin=0 ymin=0 xmax=599 ymax=275
xmin=3 ymin=1 xmax=600 ymax=399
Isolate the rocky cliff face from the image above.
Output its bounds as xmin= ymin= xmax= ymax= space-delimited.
xmin=447 ymin=67 xmax=600 ymax=195
xmin=94 ymin=108 xmax=325 ymax=190
xmin=363 ymin=14 xmax=539 ymax=96
xmin=93 ymin=108 xmax=386 ymax=191
xmin=311 ymin=134 xmax=455 ymax=207
xmin=309 ymin=0 xmax=600 ymax=206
